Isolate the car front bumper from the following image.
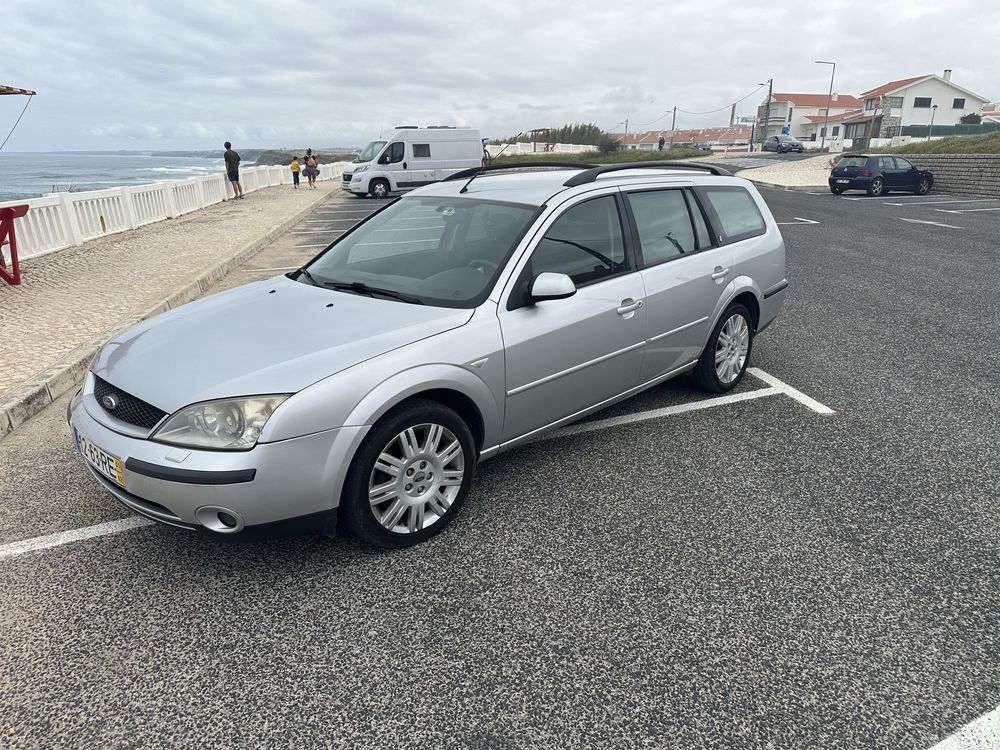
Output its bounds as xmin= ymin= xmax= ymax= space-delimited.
xmin=67 ymin=388 xmax=368 ymax=537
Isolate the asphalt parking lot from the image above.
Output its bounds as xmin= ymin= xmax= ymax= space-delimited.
xmin=1 ymin=181 xmax=999 ymax=749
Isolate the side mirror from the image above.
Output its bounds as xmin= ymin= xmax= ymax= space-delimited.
xmin=530 ymin=272 xmax=576 ymax=302
xmin=378 ymin=154 xmax=388 ymax=165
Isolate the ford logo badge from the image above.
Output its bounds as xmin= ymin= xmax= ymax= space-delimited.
xmin=101 ymin=394 xmax=119 ymax=411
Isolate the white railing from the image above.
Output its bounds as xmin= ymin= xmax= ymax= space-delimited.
xmin=486 ymin=142 xmax=599 ymax=157
xmin=0 ymin=161 xmax=348 ymax=260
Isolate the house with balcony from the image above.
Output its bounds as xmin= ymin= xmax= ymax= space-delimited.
xmin=756 ymin=92 xmax=862 ymax=141
xmin=844 ymin=70 xmax=989 ymax=139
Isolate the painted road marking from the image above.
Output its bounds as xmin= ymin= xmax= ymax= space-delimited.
xmin=886 ymin=198 xmax=994 ymax=206
xmin=295 ymin=243 xmax=330 ymax=248
xmin=934 ymin=207 xmax=1000 ymax=214
xmin=0 ymin=517 xmax=155 ymax=560
xmin=928 ymin=705 xmax=1000 ymax=749
xmin=238 ymin=266 xmax=300 ymax=272
xmin=900 ymin=218 xmax=963 ymax=229
xmin=0 ymin=370 xmax=831 ymax=560
xmin=746 ymin=368 xmax=836 ymax=415
xmin=776 ymin=217 xmax=820 ymax=225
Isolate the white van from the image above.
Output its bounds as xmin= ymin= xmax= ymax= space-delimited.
xmin=341 ymin=127 xmax=484 ymax=198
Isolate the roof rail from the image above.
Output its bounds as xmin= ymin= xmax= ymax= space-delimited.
xmin=562 ymin=161 xmax=733 ymax=187
xmin=444 ymin=161 xmax=597 ymax=183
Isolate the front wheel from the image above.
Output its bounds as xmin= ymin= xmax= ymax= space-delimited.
xmin=915 ymin=177 xmax=931 ymax=195
xmin=692 ymin=304 xmax=754 ymax=393
xmin=867 ymin=178 xmax=885 ymax=197
xmin=368 ymin=178 xmax=391 ymax=199
xmin=341 ymin=399 xmax=477 ymax=549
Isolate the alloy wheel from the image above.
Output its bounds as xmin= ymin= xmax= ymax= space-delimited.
xmin=367 ymin=423 xmax=465 ymax=534
xmin=714 ymin=314 xmax=750 ymax=384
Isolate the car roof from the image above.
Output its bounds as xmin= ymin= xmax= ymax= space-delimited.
xmin=408 ymin=163 xmax=739 ymax=207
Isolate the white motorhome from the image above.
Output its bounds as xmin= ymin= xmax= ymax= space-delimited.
xmin=341 ymin=126 xmax=484 ymax=198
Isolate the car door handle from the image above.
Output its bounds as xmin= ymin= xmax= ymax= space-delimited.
xmin=617 ymin=299 xmax=643 ymax=315
xmin=711 ymin=266 xmax=730 ymax=280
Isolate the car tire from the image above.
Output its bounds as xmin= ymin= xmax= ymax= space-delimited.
xmin=692 ymin=303 xmax=754 ymax=394
xmin=369 ymin=179 xmax=391 ymax=199
xmin=830 ymin=186 xmax=845 ymax=195
xmin=340 ymin=398 xmax=477 ymax=549
xmin=915 ymin=177 xmax=931 ymax=195
xmin=867 ymin=178 xmax=885 ymax=197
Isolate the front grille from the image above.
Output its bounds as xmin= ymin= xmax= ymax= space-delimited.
xmin=342 ymin=173 xmax=352 ymax=182
xmin=93 ymin=376 xmax=168 ymax=430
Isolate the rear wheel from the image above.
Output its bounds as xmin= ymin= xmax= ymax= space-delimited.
xmin=341 ymin=399 xmax=477 ymax=549
xmin=916 ymin=177 xmax=931 ymax=195
xmin=692 ymin=304 xmax=754 ymax=393
xmin=830 ymin=185 xmax=845 ymax=195
xmin=867 ymin=178 xmax=885 ymax=197
xmin=369 ymin=178 xmax=391 ymax=199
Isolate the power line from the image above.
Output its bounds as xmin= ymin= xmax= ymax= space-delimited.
xmin=676 ymin=85 xmax=766 ymax=116
xmin=630 ymin=108 xmax=675 ymax=127
xmin=0 ymin=94 xmax=34 ymax=152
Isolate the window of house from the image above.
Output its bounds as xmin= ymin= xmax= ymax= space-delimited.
xmin=626 ymin=190 xmax=696 ymax=266
xmin=787 ymin=108 xmax=793 ymax=122
xmin=883 ymin=96 xmax=903 ymax=108
xmin=820 ymin=127 xmax=826 ymax=137
xmin=832 ymin=126 xmax=840 ymax=137
xmin=865 ymin=98 xmax=877 ymax=111
xmin=530 ymin=196 xmax=627 ymax=287
xmin=413 ymin=144 xmax=431 ymax=158
xmin=697 ymin=187 xmax=766 ymax=244
xmin=953 ymin=98 xmax=966 ymax=109
xmin=914 ymin=97 xmax=932 ymax=108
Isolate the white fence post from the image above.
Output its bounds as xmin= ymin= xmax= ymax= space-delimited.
xmin=57 ymin=192 xmax=84 ymax=247
xmin=118 ymin=187 xmax=138 ymax=229
xmin=162 ymin=182 xmax=178 ymax=218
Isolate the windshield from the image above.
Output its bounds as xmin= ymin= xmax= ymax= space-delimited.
xmin=356 ymin=140 xmax=387 ymax=163
xmin=301 ymin=196 xmax=538 ymax=308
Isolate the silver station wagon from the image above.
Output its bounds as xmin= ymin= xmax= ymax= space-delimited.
xmin=68 ymin=161 xmax=787 ymax=548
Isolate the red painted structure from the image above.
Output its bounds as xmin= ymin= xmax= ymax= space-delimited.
xmin=0 ymin=205 xmax=28 ymax=285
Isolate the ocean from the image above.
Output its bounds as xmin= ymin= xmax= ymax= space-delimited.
xmin=0 ymin=152 xmax=226 ymax=202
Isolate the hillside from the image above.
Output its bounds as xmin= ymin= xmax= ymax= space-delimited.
xmin=253 ymin=149 xmax=357 ymax=166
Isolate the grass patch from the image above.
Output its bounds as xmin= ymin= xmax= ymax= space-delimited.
xmin=490 ymin=146 xmax=708 ymax=165
xmin=868 ymin=132 xmax=1000 ymax=155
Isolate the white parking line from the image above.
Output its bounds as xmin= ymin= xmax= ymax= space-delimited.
xmin=776 ymin=217 xmax=820 ymax=225
xmin=900 ymin=218 xmax=962 ymax=229
xmin=934 ymin=207 xmax=1000 ymax=214
xmin=296 ymin=243 xmax=330 ymax=248
xmin=886 ymin=199 xmax=994 ymax=206
xmin=747 ymin=368 xmax=836 ymax=414
xmin=0 ymin=370 xmax=831 ymax=560
xmin=0 ymin=517 xmax=154 ymax=560
xmin=237 ymin=266 xmax=300 ymax=272
xmin=928 ymin=705 xmax=1000 ymax=749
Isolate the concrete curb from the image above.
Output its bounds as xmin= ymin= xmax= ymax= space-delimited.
xmin=0 ymin=186 xmax=336 ymax=443
xmin=745 ymin=179 xmax=828 ymax=192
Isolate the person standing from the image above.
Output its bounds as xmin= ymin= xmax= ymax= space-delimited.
xmin=290 ymin=155 xmax=300 ymax=189
xmin=224 ymin=141 xmax=243 ymax=199
xmin=304 ymin=148 xmax=319 ymax=189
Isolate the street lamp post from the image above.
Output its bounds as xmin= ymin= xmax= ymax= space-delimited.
xmin=816 ymin=60 xmax=836 ymax=150
xmin=928 ymin=104 xmax=938 ymax=141
xmin=758 ymin=78 xmax=773 ymax=151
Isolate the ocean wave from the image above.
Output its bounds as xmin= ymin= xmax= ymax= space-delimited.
xmin=138 ymin=166 xmax=219 ymax=173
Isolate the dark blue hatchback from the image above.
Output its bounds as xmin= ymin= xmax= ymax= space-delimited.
xmin=829 ymin=154 xmax=934 ymax=196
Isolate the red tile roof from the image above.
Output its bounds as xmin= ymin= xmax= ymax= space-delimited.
xmin=860 ymin=75 xmax=929 ymax=98
xmin=770 ymin=93 xmax=861 ymax=108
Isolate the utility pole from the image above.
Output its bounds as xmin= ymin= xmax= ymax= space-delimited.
xmin=759 ymin=78 xmax=773 ymax=151
xmin=730 ymin=103 xmax=736 ymax=127
xmin=816 ymin=61 xmax=836 ymax=150
xmin=623 ymin=117 xmax=629 ymax=150
xmin=668 ymin=106 xmax=677 ymax=148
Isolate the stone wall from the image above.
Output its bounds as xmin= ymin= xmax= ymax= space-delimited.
xmin=901 ymin=154 xmax=1000 ymax=198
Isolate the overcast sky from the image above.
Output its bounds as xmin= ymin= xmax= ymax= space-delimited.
xmin=2 ymin=0 xmax=997 ymax=152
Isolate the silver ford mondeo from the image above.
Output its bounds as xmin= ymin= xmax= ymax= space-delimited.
xmin=68 ymin=162 xmax=787 ymax=548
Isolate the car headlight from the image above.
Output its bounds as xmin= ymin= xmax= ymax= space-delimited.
xmin=353 ymin=165 xmax=368 ymax=173
xmin=151 ymin=395 xmax=290 ymax=450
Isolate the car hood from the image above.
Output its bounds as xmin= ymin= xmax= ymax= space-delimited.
xmin=92 ymin=276 xmax=473 ymax=413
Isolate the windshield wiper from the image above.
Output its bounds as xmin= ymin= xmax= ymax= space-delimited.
xmin=292 ymin=267 xmax=321 ymax=286
xmin=323 ymin=280 xmax=424 ymax=305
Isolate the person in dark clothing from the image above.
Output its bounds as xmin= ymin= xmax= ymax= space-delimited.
xmin=224 ymin=141 xmax=243 ymax=199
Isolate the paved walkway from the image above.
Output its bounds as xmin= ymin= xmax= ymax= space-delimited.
xmin=0 ymin=182 xmax=339 ymax=438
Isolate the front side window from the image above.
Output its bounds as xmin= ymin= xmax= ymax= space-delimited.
xmin=914 ymin=97 xmax=932 ymax=108
xmin=530 ymin=196 xmax=626 ymax=287
xmin=627 ymin=190 xmax=696 ymax=266
xmin=698 ymin=187 xmax=766 ymax=243
xmin=382 ymin=142 xmax=404 ymax=164
xmin=894 ymin=157 xmax=914 ymax=170
xmin=878 ymin=156 xmax=895 ymax=171
xmin=303 ymin=197 xmax=536 ymax=308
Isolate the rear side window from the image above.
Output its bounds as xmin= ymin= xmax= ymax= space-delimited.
xmin=626 ymin=189 xmax=695 ymax=265
xmin=413 ymin=143 xmax=431 ymax=158
xmin=698 ymin=187 xmax=766 ymax=243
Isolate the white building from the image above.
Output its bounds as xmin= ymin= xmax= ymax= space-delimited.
xmin=843 ymin=70 xmax=989 ymax=139
xmin=757 ymin=92 xmax=862 ymax=141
